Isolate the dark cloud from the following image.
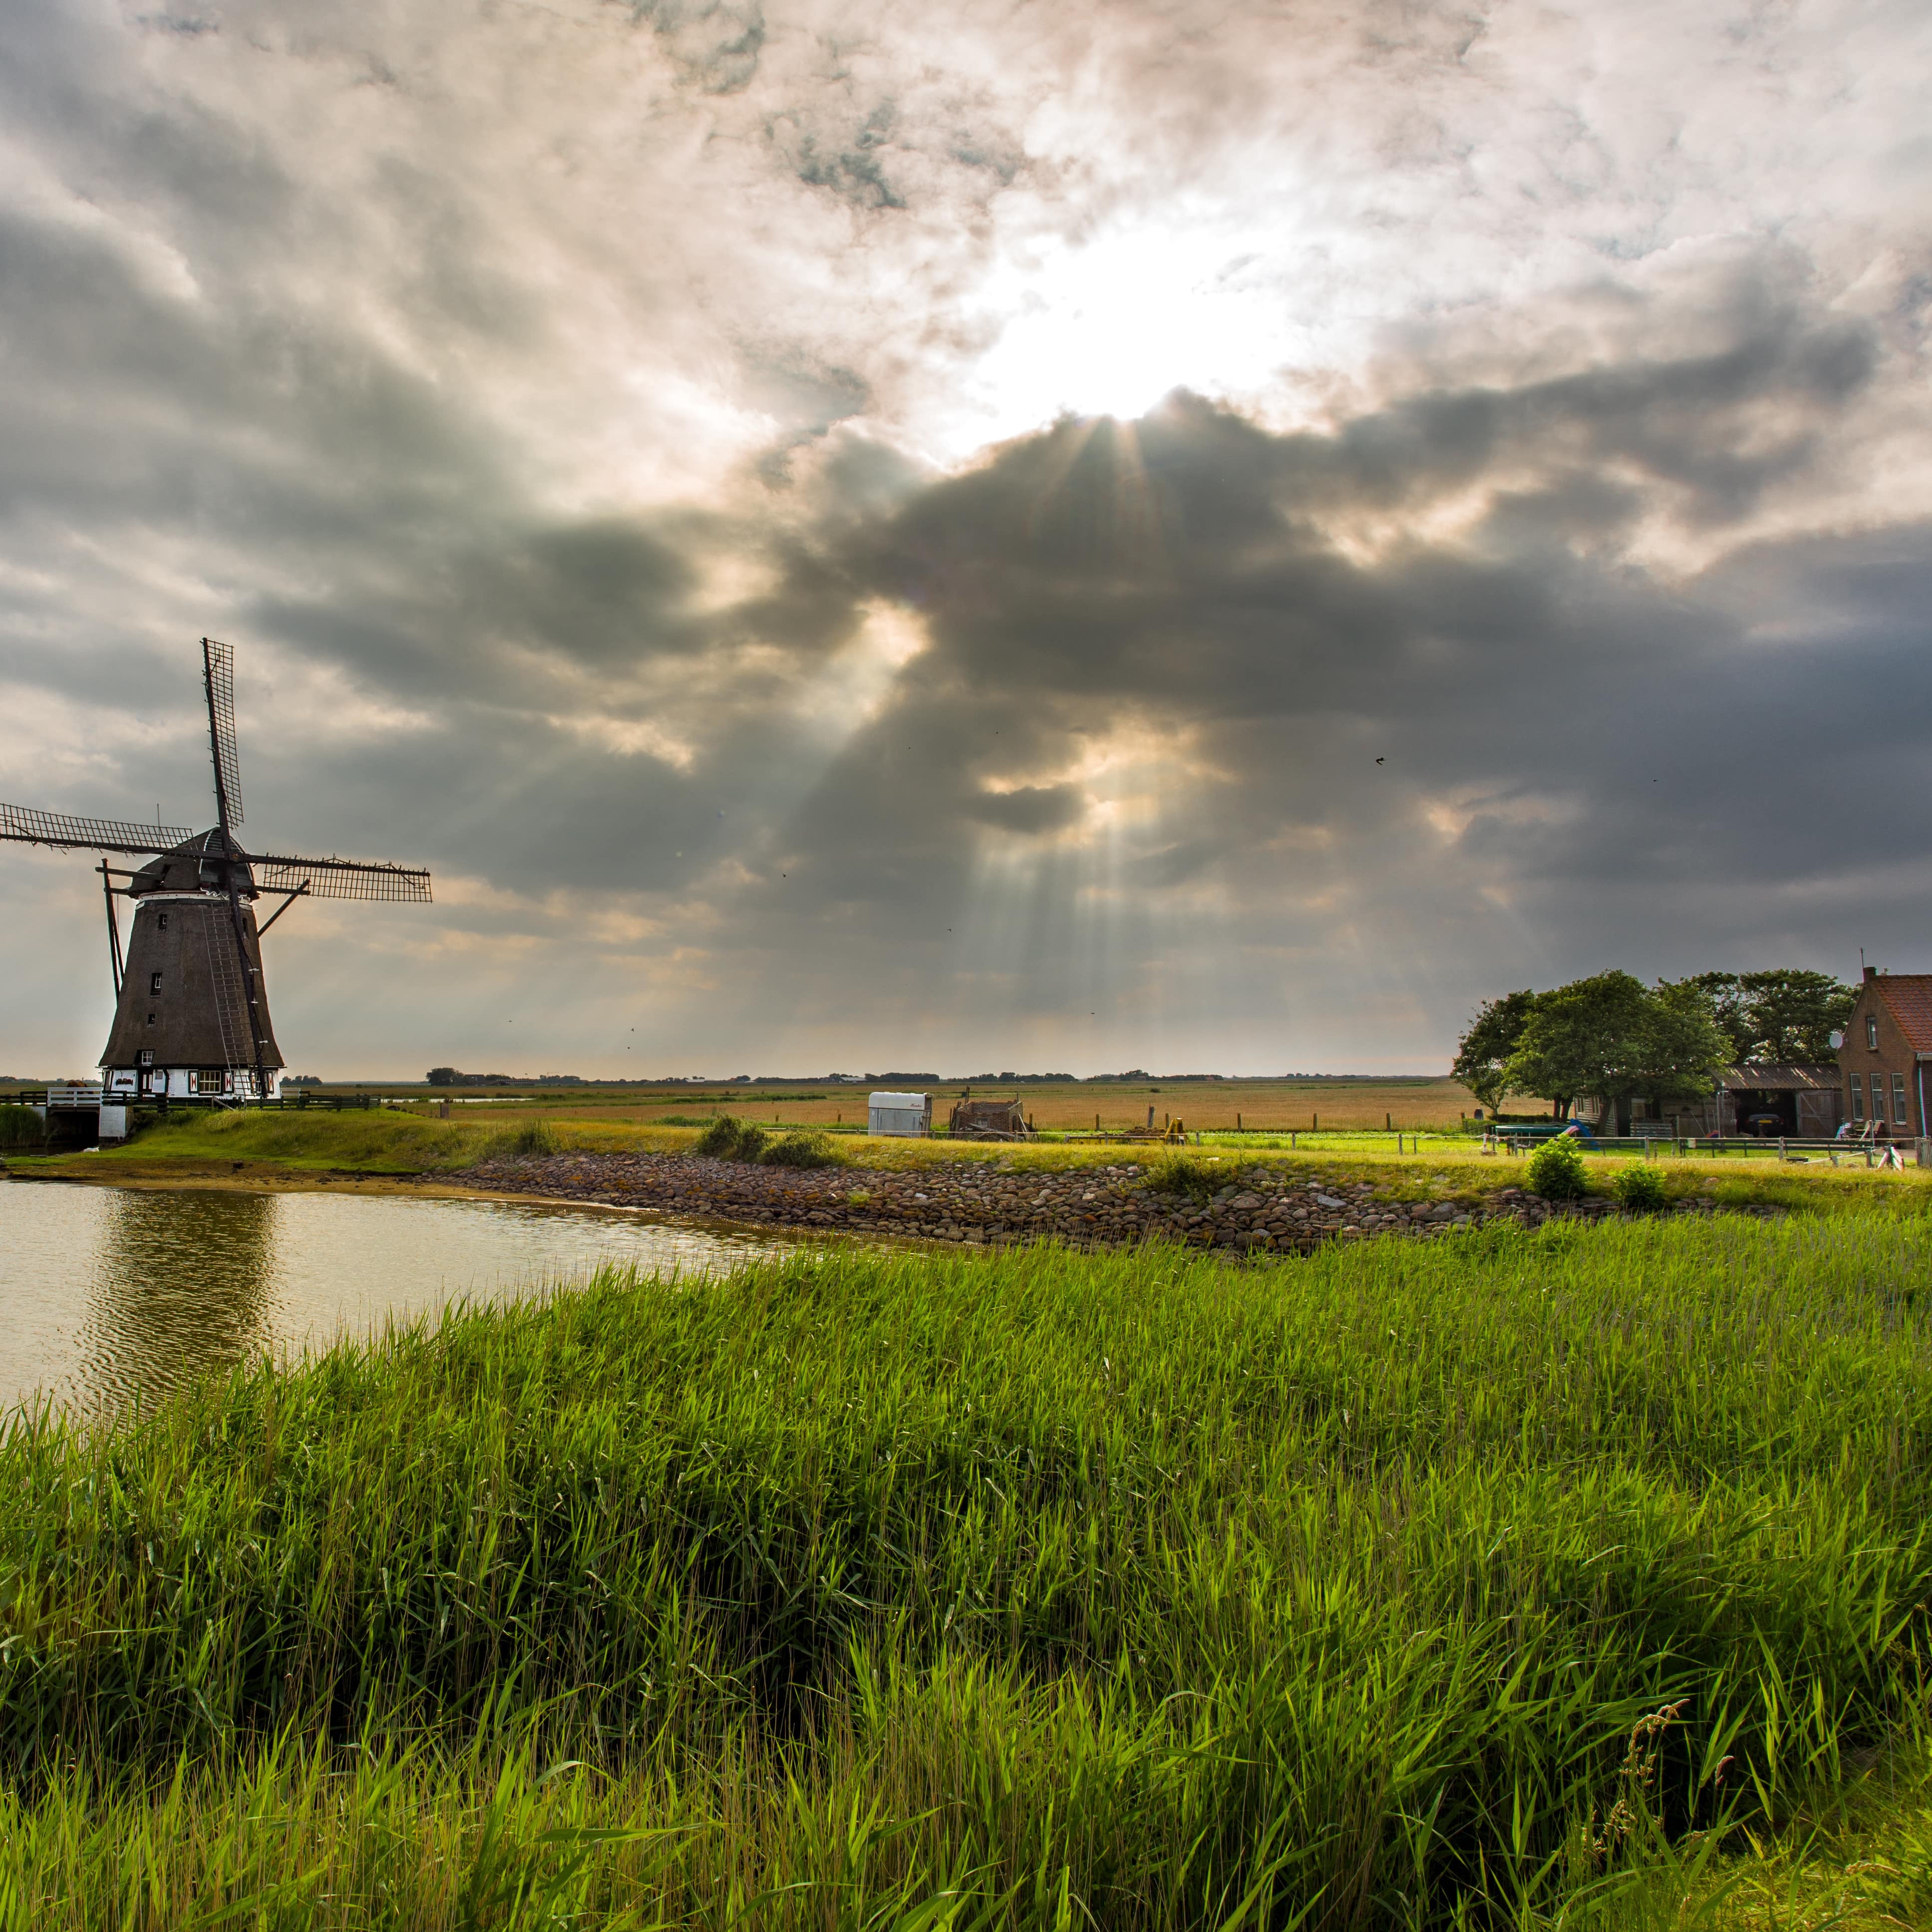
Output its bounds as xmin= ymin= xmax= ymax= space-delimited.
xmin=963 ymin=784 xmax=1086 ymax=835
xmin=1 ymin=0 xmax=1928 ymax=1075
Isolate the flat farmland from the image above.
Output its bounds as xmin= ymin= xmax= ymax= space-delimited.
xmin=367 ymin=1076 xmax=1479 ymax=1134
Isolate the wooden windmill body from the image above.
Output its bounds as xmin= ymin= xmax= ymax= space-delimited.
xmin=2 ymin=640 xmax=430 ymax=1102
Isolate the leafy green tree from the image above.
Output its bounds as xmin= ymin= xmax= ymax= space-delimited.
xmin=1450 ymin=989 xmax=1538 ymax=1116
xmin=1737 ymin=969 xmax=1856 ymax=1061
xmin=1668 ymin=974 xmax=1752 ymax=1061
xmin=1661 ymin=970 xmax=1856 ymax=1063
xmin=1504 ymin=970 xmax=1728 ymax=1133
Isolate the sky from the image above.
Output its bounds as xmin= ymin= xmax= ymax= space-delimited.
xmin=2 ymin=0 xmax=1929 ymax=1080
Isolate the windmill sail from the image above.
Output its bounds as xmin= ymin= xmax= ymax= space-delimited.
xmin=203 ymin=636 xmax=243 ymax=827
xmin=250 ymin=854 xmax=433 ymax=901
xmin=0 ymin=803 xmax=195 ymax=855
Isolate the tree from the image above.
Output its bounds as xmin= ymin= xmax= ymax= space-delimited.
xmin=1504 ymin=970 xmax=1728 ymax=1133
xmin=1660 ymin=970 xmax=1856 ymax=1063
xmin=1451 ymin=989 xmax=1538 ymax=1116
xmin=1736 ymin=969 xmax=1855 ymax=1061
xmin=1669 ymin=973 xmax=1753 ymax=1061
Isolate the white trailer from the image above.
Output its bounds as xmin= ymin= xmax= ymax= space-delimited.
xmin=868 ymin=1091 xmax=932 ymax=1137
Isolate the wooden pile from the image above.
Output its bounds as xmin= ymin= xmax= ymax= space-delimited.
xmin=948 ymin=1096 xmax=1030 ymax=1140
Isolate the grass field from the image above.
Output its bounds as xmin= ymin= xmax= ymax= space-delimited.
xmin=5 ymin=1214 xmax=1932 ymax=1927
xmin=19 ymin=1105 xmax=1932 ymax=1225
xmin=4 ymin=1076 xmax=1480 ymax=1133
xmin=149 ymin=1076 xmax=1485 ymax=1136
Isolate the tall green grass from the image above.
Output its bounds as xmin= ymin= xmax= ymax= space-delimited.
xmin=4 ymin=1217 xmax=1932 ymax=1926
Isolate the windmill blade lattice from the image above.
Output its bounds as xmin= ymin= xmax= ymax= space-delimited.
xmin=203 ymin=636 xmax=243 ymax=826
xmin=250 ymin=854 xmax=434 ymax=901
xmin=0 ymin=802 xmax=195 ymax=855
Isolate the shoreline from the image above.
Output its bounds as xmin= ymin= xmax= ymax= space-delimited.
xmin=2 ymin=1145 xmax=1763 ymax=1250
xmin=457 ymin=1148 xmax=1694 ymax=1250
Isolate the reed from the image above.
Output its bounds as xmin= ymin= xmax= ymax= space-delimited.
xmin=3 ymin=1217 xmax=1931 ymax=1926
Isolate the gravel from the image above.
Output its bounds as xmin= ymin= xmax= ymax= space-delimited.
xmin=460 ymin=1153 xmax=1713 ymax=1254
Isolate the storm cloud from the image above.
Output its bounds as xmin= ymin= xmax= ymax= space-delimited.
xmin=1 ymin=0 xmax=1928 ymax=1076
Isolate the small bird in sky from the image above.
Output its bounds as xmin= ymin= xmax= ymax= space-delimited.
xmin=1375 ymin=756 xmax=1385 ymax=764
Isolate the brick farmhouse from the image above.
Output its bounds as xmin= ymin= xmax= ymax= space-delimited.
xmin=1837 ymin=967 xmax=1932 ymax=1138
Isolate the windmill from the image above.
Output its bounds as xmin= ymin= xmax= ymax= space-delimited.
xmin=1 ymin=638 xmax=431 ymax=1104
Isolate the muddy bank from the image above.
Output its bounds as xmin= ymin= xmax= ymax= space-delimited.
xmin=461 ymin=1150 xmax=1730 ymax=1251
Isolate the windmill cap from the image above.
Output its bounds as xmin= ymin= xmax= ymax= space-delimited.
xmin=130 ymin=827 xmax=257 ymax=897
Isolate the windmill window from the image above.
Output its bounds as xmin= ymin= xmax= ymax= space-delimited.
xmin=146 ymin=1011 xmax=157 ymax=1025
xmin=138 ymin=1048 xmax=154 ymax=1067
xmin=1868 ymin=1014 xmax=1880 ymax=1050
xmin=150 ymin=971 xmax=163 ymax=994
xmin=157 ymin=912 xmax=168 ymax=931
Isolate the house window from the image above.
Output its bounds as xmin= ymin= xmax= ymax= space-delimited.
xmin=1868 ymin=1014 xmax=1880 ymax=1050
xmin=1850 ymin=1078 xmax=1864 ymax=1121
xmin=138 ymin=1048 xmax=154 ymax=1067
xmin=1894 ymin=1073 xmax=1910 ymax=1125
xmin=149 ymin=970 xmax=163 ymax=994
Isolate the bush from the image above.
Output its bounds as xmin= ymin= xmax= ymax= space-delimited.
xmin=0 ymin=1104 xmax=46 ymax=1152
xmin=693 ymin=1116 xmax=775 ymax=1163
xmin=693 ymin=1116 xmax=744 ymax=1159
xmin=1143 ymin=1152 xmax=1220 ymax=1202
xmin=1613 ymin=1161 xmax=1669 ymax=1212
xmin=760 ymin=1130 xmax=844 ymax=1170
xmin=1527 ymin=1136 xmax=1589 ymax=1202
xmin=505 ymin=1120 xmax=557 ymax=1158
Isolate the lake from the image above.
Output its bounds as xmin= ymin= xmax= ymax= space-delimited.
xmin=0 ymin=1180 xmax=817 ymax=1417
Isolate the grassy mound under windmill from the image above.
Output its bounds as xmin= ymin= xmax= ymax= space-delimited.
xmin=5 ymin=1212 xmax=1932 ymax=1925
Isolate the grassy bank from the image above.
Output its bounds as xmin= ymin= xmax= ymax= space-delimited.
xmin=10 ymin=1106 xmax=693 ymax=1174
xmin=5 ymin=1216 xmax=1932 ymax=1925
xmin=18 ymin=1103 xmax=1932 ymax=1222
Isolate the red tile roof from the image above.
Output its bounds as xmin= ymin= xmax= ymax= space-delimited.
xmin=1875 ymin=974 xmax=1932 ymax=1053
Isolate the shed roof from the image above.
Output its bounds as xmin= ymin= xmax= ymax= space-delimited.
xmin=1872 ymin=974 xmax=1932 ymax=1053
xmin=1717 ymin=1063 xmax=1840 ymax=1092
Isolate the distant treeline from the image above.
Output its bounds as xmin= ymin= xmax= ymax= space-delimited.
xmin=422 ymin=1068 xmax=1466 ymax=1089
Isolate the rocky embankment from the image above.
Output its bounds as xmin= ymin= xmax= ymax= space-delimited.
xmin=465 ymin=1151 xmax=1715 ymax=1252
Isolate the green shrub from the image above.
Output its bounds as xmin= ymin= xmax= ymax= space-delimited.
xmin=0 ymin=1104 xmax=46 ymax=1152
xmin=693 ymin=1115 xmax=743 ymax=1159
xmin=1527 ymin=1136 xmax=1589 ymax=1201
xmin=1142 ymin=1152 xmax=1220 ymax=1202
xmin=760 ymin=1130 xmax=843 ymax=1169
xmin=693 ymin=1116 xmax=777 ymax=1162
xmin=505 ymin=1120 xmax=557 ymax=1158
xmin=1613 ymin=1161 xmax=1669 ymax=1211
